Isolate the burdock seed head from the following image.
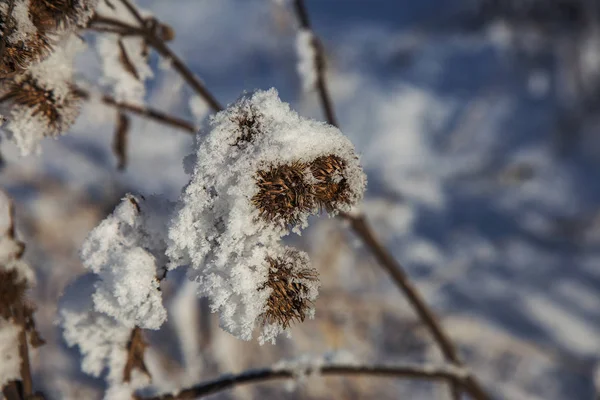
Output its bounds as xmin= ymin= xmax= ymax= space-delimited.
xmin=309 ymin=154 xmax=351 ymax=212
xmin=0 ymin=268 xmax=27 ymax=319
xmin=252 ymin=161 xmax=315 ymax=227
xmin=260 ymin=250 xmax=318 ymax=330
xmin=1 ymin=74 xmax=82 ymax=136
xmin=230 ymin=104 xmax=263 ymax=147
xmin=29 ymin=0 xmax=97 ymax=32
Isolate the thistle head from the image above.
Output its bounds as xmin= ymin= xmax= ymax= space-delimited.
xmin=261 ymin=250 xmax=319 ymax=330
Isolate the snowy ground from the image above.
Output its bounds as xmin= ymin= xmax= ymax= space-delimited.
xmin=1 ymin=0 xmax=600 ymax=399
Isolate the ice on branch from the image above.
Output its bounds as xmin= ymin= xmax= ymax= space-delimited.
xmin=168 ymin=88 xmax=365 ymax=342
xmin=0 ymin=34 xmax=86 ymax=155
xmin=80 ymin=194 xmax=171 ymax=330
xmin=59 ymin=274 xmax=151 ymax=400
xmin=296 ymin=29 xmax=317 ymax=92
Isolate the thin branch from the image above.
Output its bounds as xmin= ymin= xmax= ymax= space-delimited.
xmin=141 ymin=363 xmax=470 ymax=400
xmin=292 ymin=0 xmax=338 ymax=127
xmin=291 ymin=1 xmax=489 ymax=399
xmin=88 ymin=15 xmax=223 ymax=112
xmin=117 ymin=0 xmax=145 ymax=25
xmin=74 ymin=87 xmax=197 ymax=134
xmin=145 ymin=37 xmax=223 ymax=112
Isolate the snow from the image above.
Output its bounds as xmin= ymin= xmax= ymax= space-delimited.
xmin=59 ymin=274 xmax=150 ymax=399
xmin=80 ymin=195 xmax=168 ymax=330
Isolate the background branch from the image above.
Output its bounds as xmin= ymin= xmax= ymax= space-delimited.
xmin=74 ymin=87 xmax=196 ymax=134
xmin=141 ymin=363 xmax=469 ymax=400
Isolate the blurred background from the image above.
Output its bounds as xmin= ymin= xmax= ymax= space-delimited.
xmin=2 ymin=0 xmax=600 ymax=398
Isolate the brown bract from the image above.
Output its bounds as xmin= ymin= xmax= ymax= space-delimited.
xmin=29 ymin=0 xmax=93 ymax=31
xmin=310 ymin=154 xmax=350 ymax=211
xmin=0 ymin=75 xmax=82 ymax=135
xmin=252 ymin=162 xmax=315 ymax=226
xmin=0 ymin=32 xmax=52 ymax=78
xmin=230 ymin=105 xmax=263 ymax=147
xmin=261 ymin=254 xmax=318 ymax=329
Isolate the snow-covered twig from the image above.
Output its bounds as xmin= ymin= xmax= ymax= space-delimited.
xmin=142 ymin=362 xmax=469 ymax=400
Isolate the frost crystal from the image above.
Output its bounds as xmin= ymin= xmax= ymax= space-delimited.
xmin=80 ymin=194 xmax=170 ymax=330
xmin=59 ymin=274 xmax=150 ymax=400
xmin=168 ymin=89 xmax=365 ymax=342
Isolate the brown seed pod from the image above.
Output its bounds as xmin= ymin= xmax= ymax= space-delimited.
xmin=0 ymin=33 xmax=53 ymax=78
xmin=252 ymin=161 xmax=315 ymax=226
xmin=29 ymin=0 xmax=96 ymax=32
xmin=0 ymin=269 xmax=27 ymax=319
xmin=260 ymin=252 xmax=318 ymax=329
xmin=0 ymin=74 xmax=82 ymax=136
xmin=230 ymin=104 xmax=263 ymax=147
xmin=309 ymin=154 xmax=350 ymax=211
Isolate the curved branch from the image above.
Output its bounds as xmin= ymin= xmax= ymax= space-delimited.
xmin=75 ymin=87 xmax=197 ymax=134
xmin=141 ymin=363 xmax=469 ymax=400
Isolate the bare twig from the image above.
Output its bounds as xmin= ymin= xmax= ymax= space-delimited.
xmin=292 ymin=0 xmax=338 ymax=127
xmin=141 ymin=363 xmax=470 ymax=400
xmin=74 ymin=87 xmax=196 ymax=134
xmin=117 ymin=0 xmax=145 ymax=25
xmin=88 ymin=15 xmax=223 ymax=112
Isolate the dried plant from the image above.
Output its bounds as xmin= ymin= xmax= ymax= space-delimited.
xmin=261 ymin=250 xmax=319 ymax=329
xmin=0 ymin=74 xmax=81 ymax=136
xmin=253 ymin=161 xmax=315 ymax=226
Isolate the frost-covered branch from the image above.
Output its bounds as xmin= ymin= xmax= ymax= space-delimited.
xmin=142 ymin=362 xmax=469 ymax=400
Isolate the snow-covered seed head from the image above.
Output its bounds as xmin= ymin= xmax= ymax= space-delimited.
xmin=0 ymin=33 xmax=52 ymax=78
xmin=29 ymin=0 xmax=98 ymax=31
xmin=253 ymin=161 xmax=315 ymax=226
xmin=310 ymin=155 xmax=351 ymax=211
xmin=1 ymin=74 xmax=82 ymax=136
xmin=230 ymin=104 xmax=263 ymax=147
xmin=261 ymin=251 xmax=318 ymax=329
xmin=0 ymin=269 xmax=27 ymax=319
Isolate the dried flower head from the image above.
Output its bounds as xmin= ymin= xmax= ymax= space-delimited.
xmin=260 ymin=250 xmax=318 ymax=329
xmin=230 ymin=104 xmax=263 ymax=147
xmin=310 ymin=154 xmax=351 ymax=211
xmin=252 ymin=161 xmax=315 ymax=226
xmin=29 ymin=0 xmax=98 ymax=31
xmin=1 ymin=73 xmax=82 ymax=136
xmin=0 ymin=269 xmax=27 ymax=319
xmin=0 ymin=33 xmax=52 ymax=78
